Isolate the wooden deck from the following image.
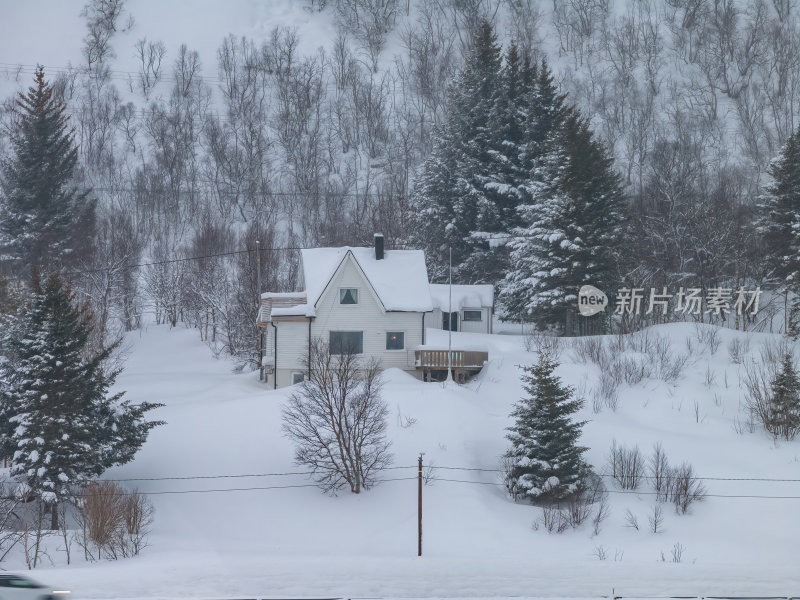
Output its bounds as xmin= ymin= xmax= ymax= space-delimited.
xmin=414 ymin=349 xmax=488 ymax=370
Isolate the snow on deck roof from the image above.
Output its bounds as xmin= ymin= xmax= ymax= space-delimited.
xmin=301 ymin=247 xmax=433 ymax=313
xmin=429 ymin=284 xmax=494 ymax=311
xmin=260 ymin=291 xmax=307 ymax=300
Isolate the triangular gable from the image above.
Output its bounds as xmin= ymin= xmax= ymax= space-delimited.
xmin=311 ymin=249 xmax=387 ymax=313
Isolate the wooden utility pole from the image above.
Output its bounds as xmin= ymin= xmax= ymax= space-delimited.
xmin=256 ymin=240 xmax=262 ymax=381
xmin=418 ymin=453 xmax=423 ymax=557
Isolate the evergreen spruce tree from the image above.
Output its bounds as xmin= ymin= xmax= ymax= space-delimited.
xmin=409 ymin=20 xmax=501 ymax=282
xmin=505 ymin=353 xmax=587 ymax=502
xmin=0 ymin=66 xmax=94 ymax=276
xmin=0 ymin=272 xmax=162 ymax=528
xmin=767 ymin=354 xmax=800 ymax=440
xmin=478 ymin=46 xmax=537 ymax=282
xmin=756 ymin=125 xmax=800 ymax=335
xmin=500 ymin=64 xmax=625 ymax=334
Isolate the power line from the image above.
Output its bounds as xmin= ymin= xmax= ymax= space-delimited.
xmin=100 ymin=465 xmax=419 ymax=483
xmin=95 ymin=464 xmax=800 ymax=485
xmin=429 ymin=465 xmax=800 ymax=483
xmin=431 ymin=477 xmax=800 ymax=499
xmin=71 ymin=476 xmax=418 ymax=497
xmin=79 ymin=186 xmax=406 ymax=198
xmin=64 ymin=242 xmax=418 ymax=277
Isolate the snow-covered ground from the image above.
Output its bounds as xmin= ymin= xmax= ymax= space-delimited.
xmin=3 ymin=322 xmax=797 ymax=599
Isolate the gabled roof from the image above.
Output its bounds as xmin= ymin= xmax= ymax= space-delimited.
xmin=301 ymin=247 xmax=433 ymax=314
xmin=429 ymin=284 xmax=494 ymax=311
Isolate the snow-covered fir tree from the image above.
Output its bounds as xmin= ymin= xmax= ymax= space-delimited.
xmin=409 ymin=19 xmax=501 ymax=283
xmin=479 ymin=45 xmax=537 ymax=281
xmin=767 ymin=353 xmax=800 ymax=440
xmin=0 ymin=66 xmax=95 ymax=276
xmin=757 ymin=125 xmax=800 ymax=336
xmin=0 ymin=272 xmax=162 ymax=528
xmin=505 ymin=353 xmax=587 ymax=502
xmin=500 ymin=66 xmax=625 ymax=334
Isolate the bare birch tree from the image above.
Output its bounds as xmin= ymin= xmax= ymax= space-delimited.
xmin=282 ymin=338 xmax=392 ymax=494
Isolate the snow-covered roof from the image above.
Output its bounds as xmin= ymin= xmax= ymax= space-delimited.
xmin=297 ymin=247 xmax=433 ymax=315
xmin=257 ymin=292 xmax=307 ymax=323
xmin=260 ymin=291 xmax=308 ymax=300
xmin=429 ymin=284 xmax=494 ymax=311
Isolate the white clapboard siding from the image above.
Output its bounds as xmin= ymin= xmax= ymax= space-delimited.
xmin=273 ymin=320 xmax=310 ymax=373
xmin=460 ymin=307 xmax=490 ymax=333
xmin=310 ymin=254 xmax=424 ymax=372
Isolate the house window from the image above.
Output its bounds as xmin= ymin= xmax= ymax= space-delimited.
xmin=442 ymin=311 xmax=458 ymax=331
xmin=339 ymin=288 xmax=359 ymax=305
xmin=386 ymin=332 xmax=405 ymax=350
xmin=330 ymin=331 xmax=364 ymax=354
xmin=463 ymin=310 xmax=483 ymax=322
xmin=292 ymin=372 xmax=305 ymax=385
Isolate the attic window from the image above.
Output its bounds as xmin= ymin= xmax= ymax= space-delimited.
xmin=339 ymin=288 xmax=359 ymax=305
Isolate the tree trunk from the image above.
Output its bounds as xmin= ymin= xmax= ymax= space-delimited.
xmin=50 ymin=501 xmax=59 ymax=530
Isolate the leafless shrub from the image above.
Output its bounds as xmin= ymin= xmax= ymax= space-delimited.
xmin=704 ymin=365 xmax=717 ymax=388
xmin=501 ymin=454 xmax=520 ymax=501
xmin=685 ymin=336 xmax=697 ymax=356
xmin=732 ymin=414 xmax=754 ymax=435
xmin=624 ymin=508 xmax=639 ymax=530
xmin=593 ymin=544 xmax=607 ymax=560
xmin=540 ymin=504 xmax=569 ymax=534
xmin=695 ymin=324 xmax=722 ymax=354
xmin=627 ymin=329 xmax=654 ymax=354
xmin=743 ymin=352 xmax=800 ymax=440
xmin=591 ymin=390 xmax=603 ymax=414
xmin=592 ymin=495 xmax=610 ymax=535
xmin=566 ymin=495 xmax=592 ymax=528
xmin=118 ymin=488 xmax=154 ymax=558
xmin=525 ymin=328 xmax=563 ymax=360
xmin=649 ymin=443 xmax=670 ymax=502
xmin=667 ymin=463 xmax=707 ymax=514
xmin=395 ymin=406 xmax=417 ymax=428
xmin=0 ymin=477 xmax=22 ymax=562
xmin=760 ymin=337 xmax=794 ymax=367
xmin=671 ymin=541 xmax=685 ymax=563
xmin=727 ymin=338 xmax=750 ymax=364
xmin=594 ymin=372 xmax=620 ymax=411
xmin=73 ymin=481 xmax=154 ymax=561
xmin=649 ymin=504 xmax=664 ymax=533
xmin=283 ymin=339 xmax=392 ymax=494
xmin=573 ymin=336 xmax=607 ymax=366
xmin=619 ymin=356 xmax=651 ymax=385
xmin=607 ymin=440 xmax=644 ymax=489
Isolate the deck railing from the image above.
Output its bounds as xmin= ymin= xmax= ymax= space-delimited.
xmin=415 ymin=349 xmax=488 ymax=369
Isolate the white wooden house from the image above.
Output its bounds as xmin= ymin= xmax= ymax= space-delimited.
xmin=428 ymin=284 xmax=494 ymax=334
xmin=257 ymin=235 xmax=492 ymax=388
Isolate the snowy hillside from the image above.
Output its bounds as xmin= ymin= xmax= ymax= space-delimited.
xmin=3 ymin=322 xmax=796 ymax=599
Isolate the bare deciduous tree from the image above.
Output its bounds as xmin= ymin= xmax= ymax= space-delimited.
xmin=74 ymin=481 xmax=154 ymax=561
xmin=282 ymin=338 xmax=392 ymax=494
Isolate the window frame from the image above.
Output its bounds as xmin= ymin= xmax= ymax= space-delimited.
xmin=329 ymin=331 xmax=364 ymax=355
xmin=462 ymin=309 xmax=483 ymax=322
xmin=338 ymin=287 xmax=359 ymax=305
xmin=291 ymin=372 xmax=305 ymax=385
xmin=442 ymin=311 xmax=458 ymax=331
xmin=385 ymin=331 xmax=405 ymax=351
